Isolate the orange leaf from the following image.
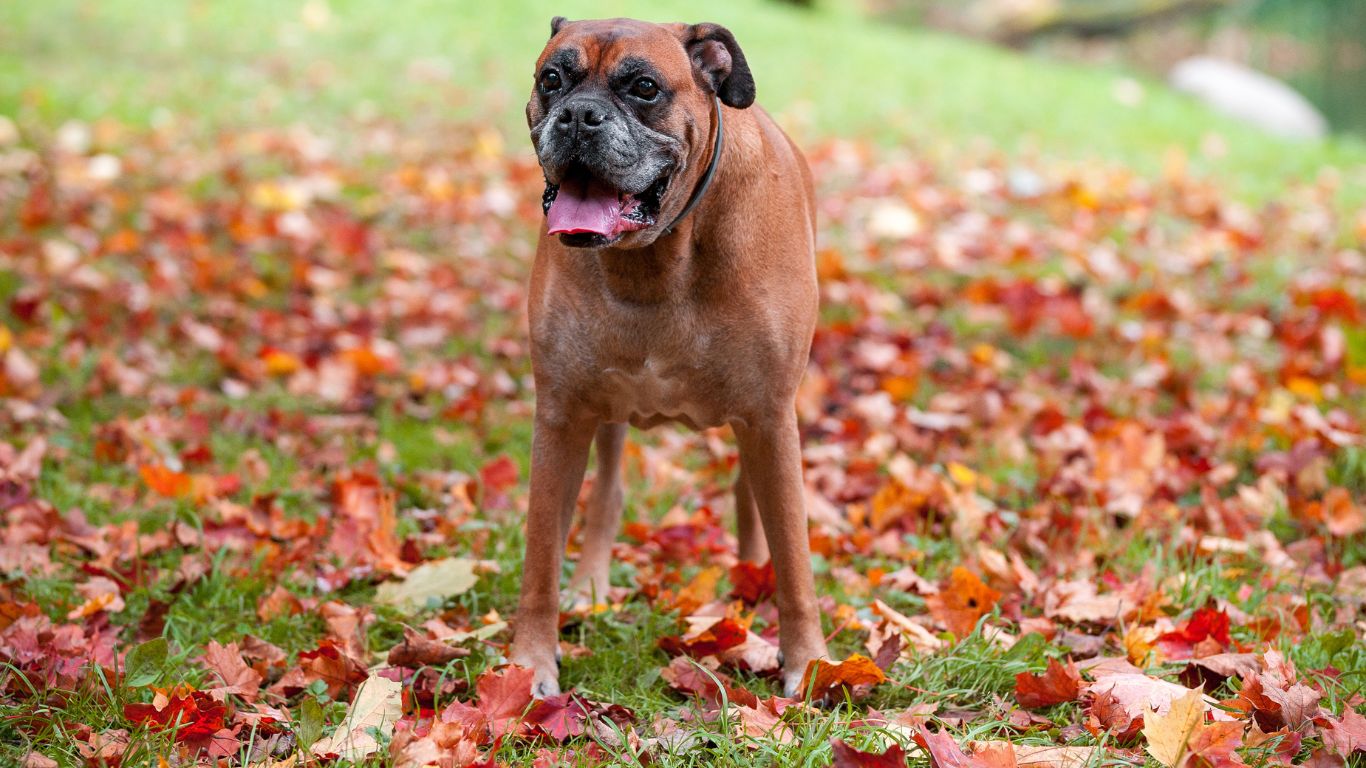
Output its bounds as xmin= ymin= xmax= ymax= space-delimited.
xmin=926 ymin=567 xmax=1001 ymax=637
xmin=140 ymin=464 xmax=192 ymax=498
xmin=799 ymin=654 xmax=886 ymax=700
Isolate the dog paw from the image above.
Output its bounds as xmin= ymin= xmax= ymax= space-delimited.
xmin=531 ymin=673 xmax=562 ymax=700
xmin=509 ymin=647 xmax=561 ymax=699
xmin=776 ymin=646 xmax=828 ymax=700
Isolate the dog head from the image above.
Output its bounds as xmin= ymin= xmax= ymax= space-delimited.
xmin=528 ymin=17 xmax=754 ymax=249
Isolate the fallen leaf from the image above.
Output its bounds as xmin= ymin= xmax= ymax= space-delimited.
xmin=927 ymin=567 xmax=1001 ymax=637
xmin=832 ymin=737 xmax=909 ymax=767
xmin=1014 ymin=657 xmax=1081 ymax=708
xmin=311 ymin=674 xmax=404 ymax=761
xmin=387 ymin=626 xmax=470 ymax=667
xmin=799 ymin=654 xmax=887 ymax=700
xmin=1142 ymin=687 xmax=1206 ymax=767
xmin=199 ymin=640 xmax=262 ymax=700
xmin=375 ymin=557 xmax=478 ymax=611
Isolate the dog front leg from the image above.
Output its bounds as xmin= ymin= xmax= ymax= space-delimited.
xmin=733 ymin=412 xmax=828 ymax=697
xmin=510 ymin=412 xmax=596 ymax=698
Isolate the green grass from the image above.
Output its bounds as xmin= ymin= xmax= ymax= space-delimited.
xmin=2 ymin=0 xmax=1364 ymax=205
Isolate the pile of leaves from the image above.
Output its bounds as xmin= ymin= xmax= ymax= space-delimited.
xmin=0 ymin=115 xmax=1364 ymax=767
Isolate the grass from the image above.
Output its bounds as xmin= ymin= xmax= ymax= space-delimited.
xmin=2 ymin=0 xmax=1365 ymax=205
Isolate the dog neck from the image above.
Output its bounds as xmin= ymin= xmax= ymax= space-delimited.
xmin=591 ymin=99 xmax=730 ymax=305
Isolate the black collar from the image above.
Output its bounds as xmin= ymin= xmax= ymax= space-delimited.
xmin=664 ymin=96 xmax=724 ymax=234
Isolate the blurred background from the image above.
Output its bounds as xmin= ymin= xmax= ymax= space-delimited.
xmin=3 ymin=0 xmax=1363 ymax=201
xmin=869 ymin=0 xmax=1366 ymax=138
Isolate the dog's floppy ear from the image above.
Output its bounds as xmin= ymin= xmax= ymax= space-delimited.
xmin=682 ymin=23 xmax=755 ymax=109
xmin=550 ymin=16 xmax=568 ymax=38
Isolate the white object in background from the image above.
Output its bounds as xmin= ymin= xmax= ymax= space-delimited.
xmin=1169 ymin=56 xmax=1328 ymax=140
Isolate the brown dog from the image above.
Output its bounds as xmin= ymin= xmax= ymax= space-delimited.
xmin=510 ymin=16 xmax=826 ymax=698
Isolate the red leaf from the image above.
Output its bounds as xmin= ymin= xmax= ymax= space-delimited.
xmin=658 ymin=617 xmax=749 ymax=659
xmin=914 ymin=729 xmax=977 ymax=768
xmin=479 ymin=456 xmax=519 ymax=494
xmin=832 ymin=738 xmax=909 ymax=767
xmin=524 ymin=693 xmax=591 ymax=741
xmin=729 ymin=560 xmax=777 ymax=604
xmin=474 ymin=664 xmax=536 ymax=735
xmin=1014 ymin=658 xmax=1081 ymax=708
xmin=1156 ymin=607 xmax=1231 ymax=659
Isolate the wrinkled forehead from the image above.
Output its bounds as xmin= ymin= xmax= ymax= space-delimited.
xmin=536 ymin=19 xmax=692 ymax=81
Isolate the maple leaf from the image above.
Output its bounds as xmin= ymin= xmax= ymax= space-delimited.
xmin=716 ymin=629 xmax=781 ymax=673
xmin=658 ymin=616 xmax=749 ymax=659
xmin=311 ymin=674 xmax=404 ymax=761
xmin=1014 ymin=657 xmax=1081 ymax=708
xmin=1318 ymin=709 xmax=1366 ymax=757
xmin=832 ymin=738 xmax=909 ymax=767
xmin=523 ymin=692 xmax=592 ymax=741
xmin=731 ymin=698 xmax=794 ymax=742
xmin=729 ymin=560 xmax=777 ymax=604
xmin=1087 ymin=673 xmax=1217 ymax=722
xmin=387 ymin=626 xmax=470 ymax=668
xmin=439 ymin=664 xmax=536 ymax=743
xmin=124 ymin=687 xmax=239 ymax=757
xmin=328 ymin=472 xmax=406 ymax=575
xmin=1142 ymin=687 xmax=1207 ymax=768
xmin=270 ymin=639 xmax=367 ymax=699
xmin=1185 ymin=720 xmax=1247 ymax=768
xmin=1156 ymin=607 xmax=1231 ymax=660
xmin=914 ymin=728 xmax=990 ymax=768
xmin=198 ymin=640 xmax=262 ymax=700
xmin=1085 ymin=689 xmax=1144 ymax=742
xmin=926 ymin=567 xmax=1001 ymax=638
xmin=799 ymin=654 xmax=887 ymax=701
xmin=320 ymin=600 xmax=375 ymax=661
xmin=1233 ymin=672 xmax=1322 ymax=731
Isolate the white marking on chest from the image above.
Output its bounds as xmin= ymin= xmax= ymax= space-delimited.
xmin=601 ymin=358 xmax=710 ymax=425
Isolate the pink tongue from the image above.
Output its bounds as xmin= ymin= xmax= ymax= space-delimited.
xmin=546 ymin=177 xmax=623 ymax=237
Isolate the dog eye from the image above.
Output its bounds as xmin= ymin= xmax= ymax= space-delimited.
xmin=540 ymin=70 xmax=562 ymax=92
xmin=631 ymin=77 xmax=659 ymax=100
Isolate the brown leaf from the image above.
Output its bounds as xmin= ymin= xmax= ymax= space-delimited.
xmin=387 ymin=626 xmax=470 ymax=668
xmin=199 ymin=640 xmax=262 ymax=700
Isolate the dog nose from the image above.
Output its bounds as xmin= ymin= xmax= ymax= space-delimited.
xmin=555 ymin=102 xmax=609 ymax=133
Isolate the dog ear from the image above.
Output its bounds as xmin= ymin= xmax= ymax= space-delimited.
xmin=682 ymin=23 xmax=755 ymax=109
xmin=550 ymin=16 xmax=568 ymax=38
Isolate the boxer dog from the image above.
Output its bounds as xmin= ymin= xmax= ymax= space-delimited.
xmin=510 ymin=16 xmax=826 ymax=698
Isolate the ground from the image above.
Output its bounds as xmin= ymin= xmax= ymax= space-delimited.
xmin=1 ymin=1 xmax=1365 ymax=767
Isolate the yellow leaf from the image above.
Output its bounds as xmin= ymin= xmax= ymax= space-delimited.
xmin=947 ymin=462 xmax=978 ymax=488
xmin=1142 ymin=687 xmax=1206 ymax=768
xmin=310 ymin=675 xmax=403 ymax=761
xmin=375 ymin=558 xmax=478 ymax=612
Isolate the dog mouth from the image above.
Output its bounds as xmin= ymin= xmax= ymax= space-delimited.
xmin=542 ymin=166 xmax=670 ymax=248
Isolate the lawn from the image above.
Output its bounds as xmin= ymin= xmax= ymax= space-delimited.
xmin=2 ymin=2 xmax=1365 ymax=767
